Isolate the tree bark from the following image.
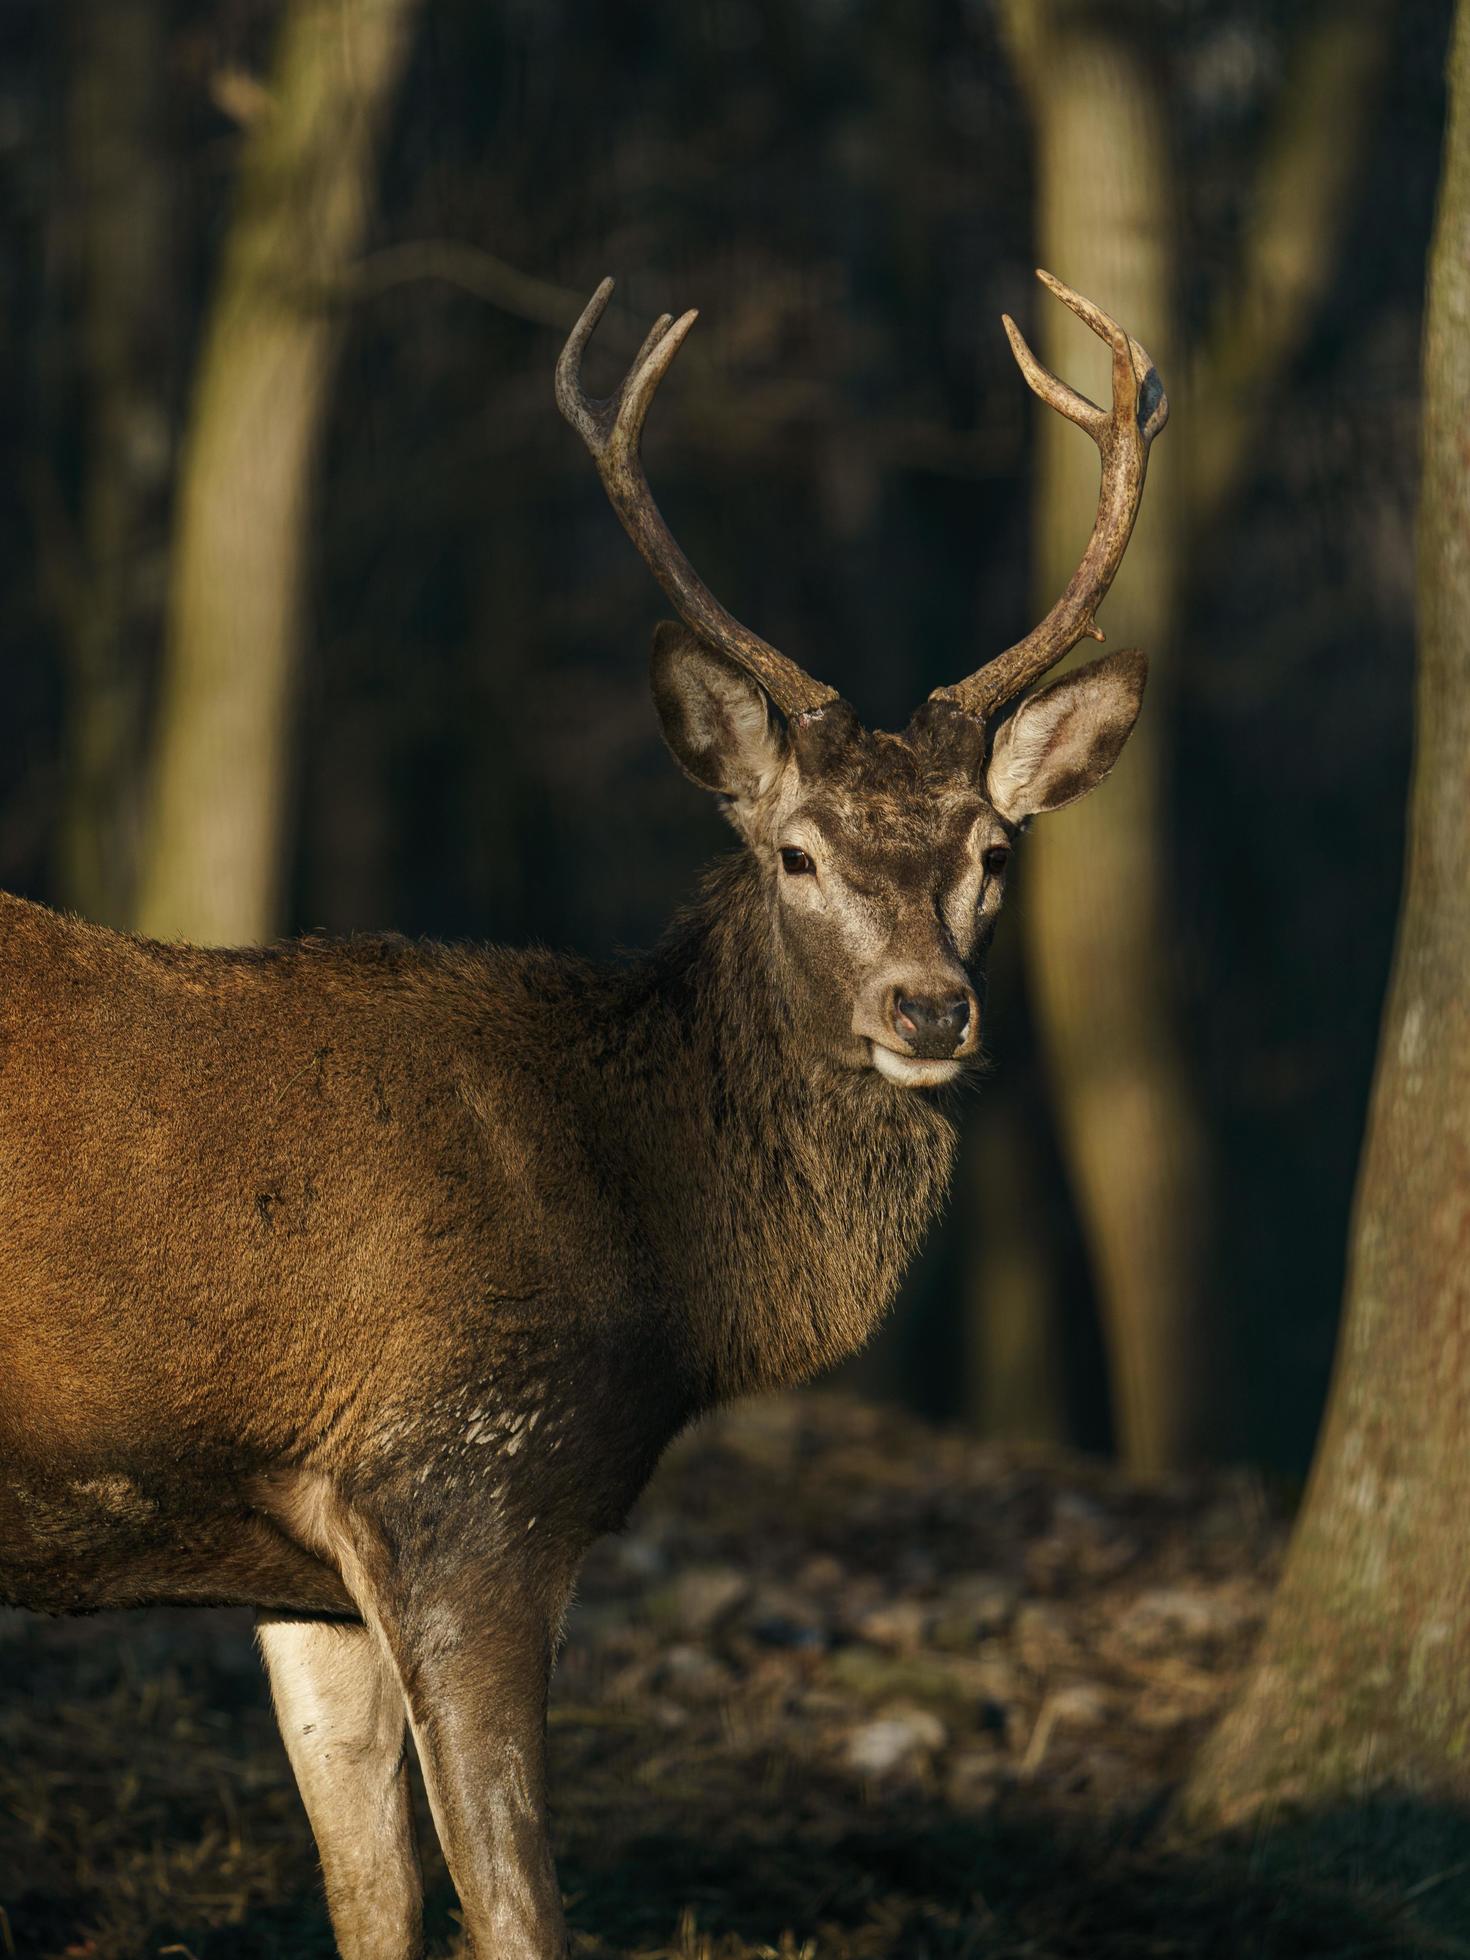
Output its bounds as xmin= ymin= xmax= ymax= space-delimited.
xmin=134 ymin=0 xmax=421 ymax=945
xmin=1186 ymin=0 xmax=1470 ymax=1818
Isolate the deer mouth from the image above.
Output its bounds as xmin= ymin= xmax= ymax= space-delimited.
xmin=869 ymin=1044 xmax=963 ymax=1089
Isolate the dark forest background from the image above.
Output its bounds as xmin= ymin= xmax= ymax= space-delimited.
xmin=0 ymin=0 xmax=1452 ymax=1476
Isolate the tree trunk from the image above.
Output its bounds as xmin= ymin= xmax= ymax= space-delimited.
xmin=1185 ymin=0 xmax=1392 ymax=544
xmin=1000 ymin=4 xmax=1210 ymax=1473
xmin=984 ymin=0 xmax=1390 ymax=1467
xmin=1186 ymin=0 xmax=1470 ymax=1819
xmin=53 ymin=0 xmax=171 ymax=927
xmin=962 ymin=929 xmax=1074 ymax=1446
xmin=134 ymin=0 xmax=421 ymax=946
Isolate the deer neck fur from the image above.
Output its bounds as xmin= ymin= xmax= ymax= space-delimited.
xmin=572 ymin=852 xmax=958 ymax=1409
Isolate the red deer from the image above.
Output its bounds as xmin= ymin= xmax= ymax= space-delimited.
xmin=0 ymin=268 xmax=1166 ymax=1957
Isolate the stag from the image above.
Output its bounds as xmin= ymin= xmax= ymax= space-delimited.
xmin=0 ymin=268 xmax=1166 ymax=1957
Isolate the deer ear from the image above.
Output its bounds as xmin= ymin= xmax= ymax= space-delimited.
xmin=651 ymin=621 xmax=786 ymax=804
xmin=985 ymin=649 xmax=1147 ymax=822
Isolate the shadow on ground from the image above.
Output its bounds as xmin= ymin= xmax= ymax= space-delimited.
xmin=557 ymin=1797 xmax=1470 ymax=1957
xmin=3 ymin=1397 xmax=1465 ymax=1958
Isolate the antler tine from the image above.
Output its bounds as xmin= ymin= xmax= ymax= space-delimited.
xmin=605 ymin=308 xmax=700 ymax=464
xmin=1035 ymin=266 xmax=1122 ymax=340
xmin=933 ymin=267 xmax=1169 ymax=722
xmin=555 ymin=277 xmax=616 ymax=445
xmin=1001 ymin=312 xmax=1106 ymax=439
xmin=1036 ymin=268 xmax=1167 ymax=434
xmin=632 ymin=311 xmax=676 ymax=374
xmin=556 ymin=278 xmax=838 ymax=720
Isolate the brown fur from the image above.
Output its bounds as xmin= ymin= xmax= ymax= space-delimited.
xmin=0 ymin=858 xmax=953 ymax=1605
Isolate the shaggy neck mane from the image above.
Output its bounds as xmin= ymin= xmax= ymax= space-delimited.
xmin=581 ymin=854 xmax=958 ymax=1408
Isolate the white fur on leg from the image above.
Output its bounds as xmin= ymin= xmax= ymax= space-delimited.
xmin=258 ymin=1614 xmax=424 ymax=1960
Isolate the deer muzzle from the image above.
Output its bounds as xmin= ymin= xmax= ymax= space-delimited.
xmin=892 ymin=988 xmax=973 ymax=1061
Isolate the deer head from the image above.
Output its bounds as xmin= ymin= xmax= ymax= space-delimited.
xmin=558 ymin=270 xmax=1167 ymax=1088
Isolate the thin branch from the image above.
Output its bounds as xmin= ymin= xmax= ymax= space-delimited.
xmin=343 ymin=240 xmax=637 ymax=336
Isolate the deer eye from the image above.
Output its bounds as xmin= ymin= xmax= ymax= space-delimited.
xmin=779 ymin=847 xmax=816 ymax=877
xmin=983 ymin=844 xmax=1011 ymax=877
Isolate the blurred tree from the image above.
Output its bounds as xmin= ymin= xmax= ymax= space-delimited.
xmin=961 ymin=931 xmax=1078 ymax=1447
xmin=1183 ymin=0 xmax=1470 ymax=1818
xmin=995 ymin=0 xmax=1197 ymax=1473
xmin=993 ymin=0 xmax=1388 ymax=1468
xmin=134 ymin=0 xmax=422 ymax=945
xmin=46 ymin=0 xmax=171 ymax=927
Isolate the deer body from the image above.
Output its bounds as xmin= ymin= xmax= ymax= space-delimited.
xmin=3 ymin=270 xmax=1166 ymax=1956
xmin=0 ymin=857 xmax=951 ymax=1621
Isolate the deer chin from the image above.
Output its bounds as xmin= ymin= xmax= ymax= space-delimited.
xmin=869 ymin=1044 xmax=963 ymax=1089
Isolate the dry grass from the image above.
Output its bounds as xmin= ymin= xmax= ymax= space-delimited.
xmin=2 ymin=1394 xmax=1464 ymax=1957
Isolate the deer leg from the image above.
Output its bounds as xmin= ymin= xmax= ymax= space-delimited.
xmin=370 ymin=1573 xmax=568 ymax=1960
xmin=257 ymin=1612 xmax=424 ymax=1960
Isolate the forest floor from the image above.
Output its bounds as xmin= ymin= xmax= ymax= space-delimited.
xmin=1 ymin=1393 xmax=1465 ymax=1959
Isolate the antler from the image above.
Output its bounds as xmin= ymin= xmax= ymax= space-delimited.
xmin=931 ymin=269 xmax=1169 ymax=721
xmin=556 ymin=278 xmax=838 ymax=720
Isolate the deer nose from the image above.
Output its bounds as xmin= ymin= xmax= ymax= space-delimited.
xmin=891 ymin=988 xmax=973 ymax=1060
